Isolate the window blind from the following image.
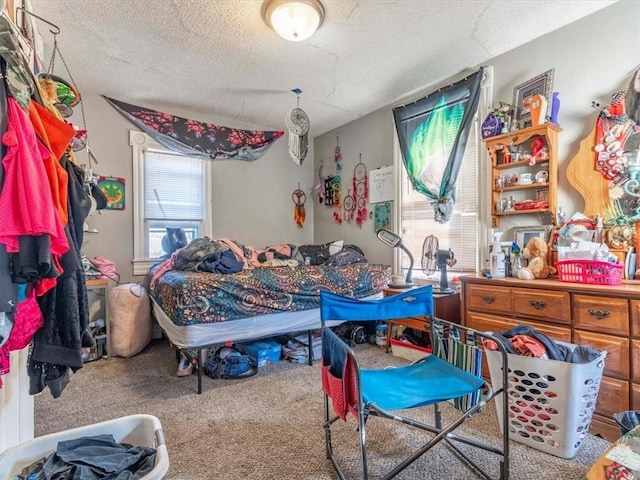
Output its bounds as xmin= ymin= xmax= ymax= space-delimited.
xmin=143 ymin=149 xmax=204 ymax=220
xmin=400 ymin=121 xmax=479 ymax=275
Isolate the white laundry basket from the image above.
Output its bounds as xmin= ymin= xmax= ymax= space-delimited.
xmin=486 ymin=341 xmax=606 ymax=459
xmin=0 ymin=414 xmax=168 ymax=480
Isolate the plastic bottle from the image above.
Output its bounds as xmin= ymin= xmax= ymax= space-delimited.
xmin=490 ymin=232 xmax=506 ymax=278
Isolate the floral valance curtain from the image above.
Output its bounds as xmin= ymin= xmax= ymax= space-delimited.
xmin=104 ymin=97 xmax=284 ymax=161
xmin=393 ymin=68 xmax=483 ymax=223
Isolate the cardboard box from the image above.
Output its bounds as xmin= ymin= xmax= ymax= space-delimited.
xmin=240 ymin=340 xmax=282 ymax=367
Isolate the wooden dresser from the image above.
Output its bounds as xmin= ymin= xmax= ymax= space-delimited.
xmin=461 ymin=274 xmax=640 ymax=441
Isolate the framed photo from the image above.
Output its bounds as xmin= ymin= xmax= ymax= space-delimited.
xmin=536 ymin=189 xmax=549 ymax=201
xmin=512 ymin=225 xmax=552 ymax=250
xmin=512 ymin=69 xmax=554 ymax=128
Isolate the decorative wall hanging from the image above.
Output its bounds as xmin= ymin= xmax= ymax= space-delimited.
xmin=353 ymin=155 xmax=368 ymax=227
xmin=315 ymin=157 xmax=328 ymax=203
xmin=332 ymin=135 xmax=343 ymax=224
xmin=324 ymin=175 xmax=335 ymax=205
xmin=104 ymin=97 xmax=284 ymax=161
xmin=393 ymin=67 xmax=483 ymax=223
xmin=292 ymin=184 xmax=306 ymax=228
xmin=343 ymin=189 xmax=355 ymax=223
xmin=374 ymin=202 xmax=392 ymax=233
xmin=97 ymin=176 xmax=126 ymax=210
xmin=286 ymin=89 xmax=310 ymax=165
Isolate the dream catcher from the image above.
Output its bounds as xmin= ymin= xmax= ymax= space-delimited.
xmin=315 ymin=158 xmax=328 ymax=203
xmin=286 ymin=89 xmax=310 ymax=165
xmin=353 ymin=154 xmax=368 ymax=227
xmin=343 ymin=188 xmax=355 ymax=223
xmin=292 ymin=184 xmax=307 ymax=228
xmin=332 ymin=136 xmax=343 ymax=224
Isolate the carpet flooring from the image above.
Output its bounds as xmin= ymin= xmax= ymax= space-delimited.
xmin=34 ymin=340 xmax=611 ymax=479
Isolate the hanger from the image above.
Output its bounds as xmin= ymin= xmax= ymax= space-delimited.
xmin=16 ymin=7 xmax=60 ymax=35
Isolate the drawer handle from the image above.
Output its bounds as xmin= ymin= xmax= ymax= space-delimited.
xmin=529 ymin=300 xmax=547 ymax=310
xmin=588 ymin=309 xmax=610 ymax=320
xmin=481 ymin=295 xmax=496 ymax=304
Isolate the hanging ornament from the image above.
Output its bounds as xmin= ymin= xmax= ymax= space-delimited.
xmin=292 ymin=184 xmax=306 ymax=228
xmin=332 ymin=135 xmax=343 ymax=224
xmin=353 ymin=154 xmax=368 ymax=227
xmin=315 ymin=157 xmax=328 ymax=204
xmin=343 ymin=188 xmax=355 ymax=223
xmin=286 ymin=88 xmax=310 ymax=165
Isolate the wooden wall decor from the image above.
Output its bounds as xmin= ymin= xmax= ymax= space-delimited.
xmin=566 ymin=126 xmax=610 ymax=218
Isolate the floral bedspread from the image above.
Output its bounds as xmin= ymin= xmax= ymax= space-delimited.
xmin=149 ymin=263 xmax=391 ymax=326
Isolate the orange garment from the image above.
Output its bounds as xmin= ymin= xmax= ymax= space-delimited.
xmin=28 ymin=100 xmax=74 ymax=226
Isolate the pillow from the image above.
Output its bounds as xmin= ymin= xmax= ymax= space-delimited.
xmin=298 ymin=240 xmax=343 ymax=265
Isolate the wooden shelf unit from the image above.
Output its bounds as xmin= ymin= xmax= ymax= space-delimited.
xmin=483 ymin=123 xmax=561 ymax=227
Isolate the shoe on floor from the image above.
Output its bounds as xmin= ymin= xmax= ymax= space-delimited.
xmin=176 ymin=355 xmax=193 ymax=377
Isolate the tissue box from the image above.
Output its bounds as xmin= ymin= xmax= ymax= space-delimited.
xmin=240 ymin=340 xmax=282 ymax=367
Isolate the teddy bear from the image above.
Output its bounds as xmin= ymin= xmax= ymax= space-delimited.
xmin=517 ymin=236 xmax=556 ymax=280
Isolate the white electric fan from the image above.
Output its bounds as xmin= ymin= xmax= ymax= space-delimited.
xmin=422 ymin=234 xmax=457 ymax=294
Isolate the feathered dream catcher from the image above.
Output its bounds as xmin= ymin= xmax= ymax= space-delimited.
xmin=286 ymin=89 xmax=310 ymax=165
xmin=292 ymin=184 xmax=307 ymax=228
xmin=332 ymin=135 xmax=343 ymax=224
xmin=353 ymin=154 xmax=368 ymax=227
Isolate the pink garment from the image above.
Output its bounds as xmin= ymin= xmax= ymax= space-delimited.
xmin=150 ymin=254 xmax=176 ymax=289
xmin=0 ymin=98 xmax=69 ymax=256
xmin=6 ymin=287 xmax=44 ymax=352
xmin=0 ymin=346 xmax=9 ymax=388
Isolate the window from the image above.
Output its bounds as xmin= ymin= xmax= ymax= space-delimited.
xmin=398 ymin=120 xmax=479 ymax=279
xmin=131 ymin=131 xmax=211 ymax=275
xmin=396 ymin=71 xmax=492 ymax=280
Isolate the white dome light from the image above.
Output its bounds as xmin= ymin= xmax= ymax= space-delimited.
xmin=264 ymin=0 xmax=325 ymax=42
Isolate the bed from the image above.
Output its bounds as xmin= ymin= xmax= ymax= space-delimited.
xmin=148 ymin=256 xmax=391 ymax=393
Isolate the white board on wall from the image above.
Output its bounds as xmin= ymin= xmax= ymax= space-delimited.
xmin=369 ymin=165 xmax=394 ymax=203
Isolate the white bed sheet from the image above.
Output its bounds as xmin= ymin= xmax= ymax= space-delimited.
xmin=151 ymin=292 xmax=382 ymax=350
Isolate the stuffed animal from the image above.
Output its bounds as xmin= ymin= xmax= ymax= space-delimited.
xmin=517 ymin=236 xmax=556 ymax=280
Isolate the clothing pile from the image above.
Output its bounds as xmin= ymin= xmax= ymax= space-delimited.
xmin=11 ymin=434 xmax=157 ymax=480
xmin=484 ymin=325 xmax=601 ymax=364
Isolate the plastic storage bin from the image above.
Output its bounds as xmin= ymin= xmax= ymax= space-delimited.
xmin=555 ymin=259 xmax=623 ymax=285
xmin=486 ymin=341 xmax=606 ymax=459
xmin=0 ymin=414 xmax=168 ymax=480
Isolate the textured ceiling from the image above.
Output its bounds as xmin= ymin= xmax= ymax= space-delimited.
xmin=29 ymin=0 xmax=616 ymax=137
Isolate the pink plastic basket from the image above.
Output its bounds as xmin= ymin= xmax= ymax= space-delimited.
xmin=555 ymin=259 xmax=623 ymax=285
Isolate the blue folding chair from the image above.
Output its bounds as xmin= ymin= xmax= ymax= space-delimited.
xmin=320 ymin=286 xmax=509 ymax=479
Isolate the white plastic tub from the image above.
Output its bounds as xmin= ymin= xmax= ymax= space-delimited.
xmin=0 ymin=414 xmax=168 ymax=480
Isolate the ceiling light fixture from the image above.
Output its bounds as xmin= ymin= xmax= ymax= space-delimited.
xmin=263 ymin=0 xmax=325 ymax=42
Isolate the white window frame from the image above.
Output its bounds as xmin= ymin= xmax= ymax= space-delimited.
xmin=391 ymin=67 xmax=494 ymax=280
xmin=130 ymin=130 xmax=212 ymax=275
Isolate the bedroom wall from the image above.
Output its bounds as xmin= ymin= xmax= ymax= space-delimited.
xmin=74 ymin=92 xmax=315 ymax=284
xmin=313 ymin=0 xmax=639 ymax=268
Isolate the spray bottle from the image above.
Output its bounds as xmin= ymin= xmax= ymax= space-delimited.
xmin=490 ymin=231 xmax=506 ymax=278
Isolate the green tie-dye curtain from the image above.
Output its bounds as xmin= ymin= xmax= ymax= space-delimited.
xmin=393 ymin=68 xmax=483 ymax=223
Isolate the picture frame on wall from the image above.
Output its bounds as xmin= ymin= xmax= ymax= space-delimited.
xmin=512 ymin=69 xmax=554 ymax=128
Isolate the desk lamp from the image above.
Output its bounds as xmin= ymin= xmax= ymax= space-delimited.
xmin=377 ymin=229 xmax=414 ymax=289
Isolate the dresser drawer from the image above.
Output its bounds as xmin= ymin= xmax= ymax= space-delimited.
xmin=512 ymin=288 xmax=570 ymax=324
xmin=574 ymin=330 xmax=629 ymax=379
xmin=633 ymin=383 xmax=640 ymax=410
xmin=631 ymin=299 xmax=640 ymax=339
xmin=573 ymin=294 xmax=629 ymax=336
xmin=595 ymin=376 xmax=629 ymax=418
xmin=590 ymin=413 xmax=621 ymax=442
xmin=466 ymin=285 xmax=511 ymax=315
xmin=632 ymin=340 xmax=640 ymax=383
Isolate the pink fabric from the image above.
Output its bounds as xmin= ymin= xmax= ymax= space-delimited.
xmin=0 ymin=98 xmax=69 ymax=256
xmin=150 ymin=254 xmax=176 ymax=289
xmin=6 ymin=287 xmax=44 ymax=352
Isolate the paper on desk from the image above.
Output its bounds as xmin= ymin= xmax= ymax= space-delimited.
xmin=557 ymin=240 xmax=611 ymax=261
